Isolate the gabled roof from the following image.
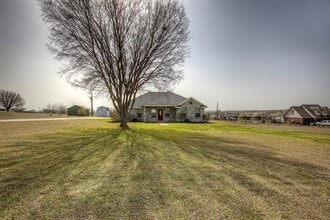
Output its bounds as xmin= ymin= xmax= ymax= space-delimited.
xmin=97 ymin=106 xmax=110 ymax=111
xmin=294 ymin=106 xmax=313 ymax=118
xmin=67 ymin=105 xmax=89 ymax=110
xmin=284 ymin=106 xmax=313 ymax=118
xmin=132 ymin=92 xmax=209 ymax=108
xmin=133 ymin=92 xmax=187 ymax=108
xmin=301 ymin=104 xmax=322 ymax=118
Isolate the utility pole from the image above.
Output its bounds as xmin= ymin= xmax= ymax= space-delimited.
xmin=216 ymin=101 xmax=219 ymax=120
xmin=90 ymin=92 xmax=93 ymax=117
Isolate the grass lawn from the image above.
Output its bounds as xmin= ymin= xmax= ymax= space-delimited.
xmin=0 ymin=111 xmax=69 ymax=120
xmin=0 ymin=120 xmax=329 ymax=219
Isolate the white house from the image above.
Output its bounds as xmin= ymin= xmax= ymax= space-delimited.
xmin=130 ymin=92 xmax=207 ymax=122
xmin=96 ymin=106 xmax=110 ymax=117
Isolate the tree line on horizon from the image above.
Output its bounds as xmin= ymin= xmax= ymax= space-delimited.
xmin=0 ymin=89 xmax=68 ymax=115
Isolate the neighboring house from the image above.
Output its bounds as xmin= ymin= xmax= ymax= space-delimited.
xmin=130 ymin=92 xmax=207 ymax=122
xmin=283 ymin=104 xmax=329 ymax=125
xmin=67 ymin=105 xmax=89 ymax=116
xmin=96 ymin=106 xmax=110 ymax=117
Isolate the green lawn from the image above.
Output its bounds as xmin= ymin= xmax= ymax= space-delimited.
xmin=1 ymin=120 xmax=329 ymax=219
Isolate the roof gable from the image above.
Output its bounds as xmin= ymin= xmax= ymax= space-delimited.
xmin=178 ymin=97 xmax=207 ymax=108
xmin=284 ymin=106 xmax=313 ymax=118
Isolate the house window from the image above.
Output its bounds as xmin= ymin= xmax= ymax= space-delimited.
xmin=195 ymin=113 xmax=201 ymax=118
xmin=151 ymin=109 xmax=156 ymax=113
xmin=189 ymin=101 xmax=193 ymax=104
xmin=165 ymin=113 xmax=170 ymax=118
xmin=137 ymin=113 xmax=142 ymax=117
xmin=291 ymin=110 xmax=294 ymax=114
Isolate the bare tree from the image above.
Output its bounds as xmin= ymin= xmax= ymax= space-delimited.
xmin=38 ymin=0 xmax=190 ymax=128
xmin=46 ymin=103 xmax=52 ymax=115
xmin=57 ymin=103 xmax=67 ymax=115
xmin=0 ymin=90 xmax=25 ymax=112
xmin=45 ymin=103 xmax=67 ymax=115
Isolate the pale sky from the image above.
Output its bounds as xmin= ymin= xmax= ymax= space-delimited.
xmin=0 ymin=0 xmax=329 ymax=111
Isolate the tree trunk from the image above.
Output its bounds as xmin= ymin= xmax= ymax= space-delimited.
xmin=120 ymin=117 xmax=129 ymax=129
xmin=119 ymin=106 xmax=129 ymax=129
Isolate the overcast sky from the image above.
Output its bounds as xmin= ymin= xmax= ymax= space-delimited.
xmin=0 ymin=0 xmax=329 ymax=111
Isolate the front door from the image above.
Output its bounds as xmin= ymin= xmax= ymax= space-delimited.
xmin=158 ymin=109 xmax=163 ymax=121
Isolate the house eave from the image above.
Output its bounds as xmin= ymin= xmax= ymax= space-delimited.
xmin=140 ymin=105 xmax=177 ymax=107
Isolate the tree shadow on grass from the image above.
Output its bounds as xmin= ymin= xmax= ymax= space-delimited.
xmin=130 ymin=128 xmax=329 ymax=218
xmin=0 ymin=126 xmax=329 ymax=219
xmin=0 ymin=128 xmax=122 ymax=216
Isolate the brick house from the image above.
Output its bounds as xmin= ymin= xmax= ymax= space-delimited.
xmin=283 ymin=104 xmax=329 ymax=125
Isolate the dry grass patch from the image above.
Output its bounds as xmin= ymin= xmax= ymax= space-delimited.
xmin=0 ymin=111 xmax=70 ymax=120
xmin=0 ymin=121 xmax=329 ymax=219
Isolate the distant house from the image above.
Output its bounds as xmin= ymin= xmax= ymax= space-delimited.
xmin=283 ymin=104 xmax=329 ymax=125
xmin=67 ymin=105 xmax=89 ymax=116
xmin=130 ymin=92 xmax=207 ymax=122
xmin=96 ymin=106 xmax=110 ymax=117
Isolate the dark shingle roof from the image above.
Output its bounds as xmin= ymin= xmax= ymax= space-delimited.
xmin=293 ymin=106 xmax=313 ymax=118
xmin=133 ymin=92 xmax=187 ymax=108
xmin=68 ymin=105 xmax=89 ymax=110
xmin=285 ymin=104 xmax=330 ymax=119
xmin=301 ymin=104 xmax=321 ymax=118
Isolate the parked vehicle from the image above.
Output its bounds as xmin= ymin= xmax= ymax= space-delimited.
xmin=315 ymin=120 xmax=330 ymax=127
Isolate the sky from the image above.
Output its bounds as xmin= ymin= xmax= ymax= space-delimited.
xmin=0 ymin=0 xmax=329 ymax=111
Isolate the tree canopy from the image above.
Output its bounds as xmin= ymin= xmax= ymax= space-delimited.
xmin=39 ymin=0 xmax=190 ymax=128
xmin=0 ymin=90 xmax=25 ymax=112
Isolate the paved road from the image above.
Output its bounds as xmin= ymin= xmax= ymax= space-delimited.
xmin=0 ymin=117 xmax=106 ymax=122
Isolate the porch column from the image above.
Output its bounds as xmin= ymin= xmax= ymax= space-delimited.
xmin=143 ymin=106 xmax=146 ymax=122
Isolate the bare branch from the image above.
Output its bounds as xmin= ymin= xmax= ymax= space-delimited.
xmin=38 ymin=0 xmax=190 ymax=128
xmin=0 ymin=90 xmax=26 ymax=112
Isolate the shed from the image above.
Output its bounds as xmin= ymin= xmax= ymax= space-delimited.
xmin=67 ymin=105 xmax=89 ymax=116
xmin=96 ymin=106 xmax=110 ymax=117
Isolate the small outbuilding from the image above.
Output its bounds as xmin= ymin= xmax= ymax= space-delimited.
xmin=96 ymin=106 xmax=110 ymax=117
xmin=67 ymin=105 xmax=89 ymax=116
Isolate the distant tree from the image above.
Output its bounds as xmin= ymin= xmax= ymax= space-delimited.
xmin=57 ymin=104 xmax=67 ymax=115
xmin=46 ymin=103 xmax=52 ymax=115
xmin=0 ymin=90 xmax=25 ymax=112
xmin=39 ymin=0 xmax=190 ymax=129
